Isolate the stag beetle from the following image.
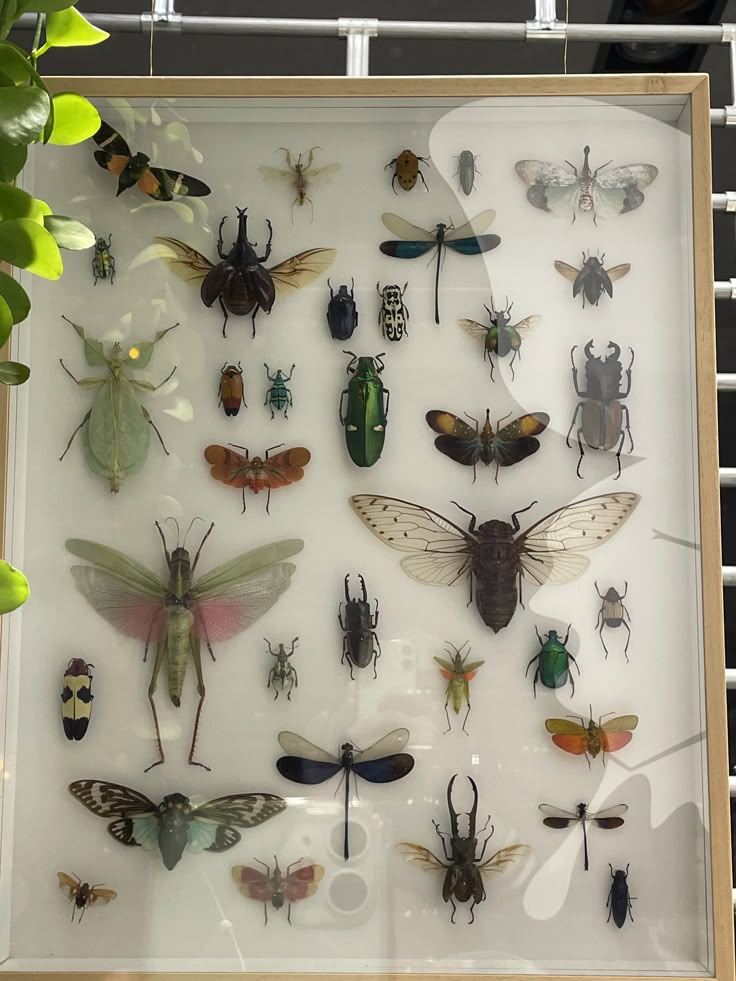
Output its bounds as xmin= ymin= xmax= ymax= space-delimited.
xmin=338 ymin=573 xmax=381 ymax=679
xmin=567 ymin=340 xmax=634 ymax=479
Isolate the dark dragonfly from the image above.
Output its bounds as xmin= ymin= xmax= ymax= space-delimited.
xmin=538 ymin=802 xmax=627 ymax=871
xmin=276 ymin=728 xmax=414 ymax=860
xmin=379 ymin=211 xmax=500 ymax=324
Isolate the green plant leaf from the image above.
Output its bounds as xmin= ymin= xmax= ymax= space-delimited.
xmin=0 ymin=41 xmax=41 ymax=83
xmin=43 ymin=214 xmax=94 ymax=250
xmin=0 ymin=85 xmax=49 ymax=144
xmin=0 ymin=269 xmax=29 ymax=323
xmin=0 ymin=138 xmax=25 ymax=180
xmin=47 ymin=91 xmax=99 ymax=145
xmin=0 ymin=217 xmax=62 ymax=277
xmin=0 ymin=559 xmax=29 ymax=613
xmin=42 ymin=7 xmax=109 ymax=49
xmin=18 ymin=0 xmax=76 ymax=13
xmin=0 ymin=360 xmax=29 ymax=385
xmin=0 ymin=293 xmax=13 ymax=345
xmin=0 ymin=183 xmax=46 ymax=221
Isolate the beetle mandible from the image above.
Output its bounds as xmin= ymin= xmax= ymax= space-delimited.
xmin=338 ymin=573 xmax=381 ymax=679
xmin=595 ymin=581 xmax=632 ymax=660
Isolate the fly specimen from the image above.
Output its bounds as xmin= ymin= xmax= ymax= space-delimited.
xmin=545 ymin=706 xmax=638 ymax=766
xmin=65 ymin=520 xmax=303 ymax=770
xmin=232 ymin=856 xmax=324 ymax=924
xmin=554 ymin=252 xmax=630 ymax=308
xmin=57 ymin=873 xmax=116 ymax=923
xmin=379 ymin=210 xmax=500 ymax=324
xmin=276 ymin=728 xmax=414 ymax=860
xmin=433 ymin=641 xmax=485 ymax=735
xmin=349 ymin=492 xmax=639 ymax=633
xmin=458 ymin=297 xmax=541 ymax=381
xmin=259 ymin=147 xmax=340 ymax=221
xmin=538 ymin=802 xmax=627 ymax=871
xmin=204 ymin=444 xmax=311 ymax=514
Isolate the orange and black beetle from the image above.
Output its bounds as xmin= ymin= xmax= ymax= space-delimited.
xmin=219 ymin=362 xmax=247 ymax=417
xmin=385 ymin=149 xmax=429 ymax=193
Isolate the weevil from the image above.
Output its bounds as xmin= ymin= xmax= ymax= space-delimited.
xmin=338 ymin=573 xmax=381 ymax=679
xmin=595 ymin=581 xmax=631 ymax=660
xmin=264 ymin=363 xmax=295 ymax=419
xmin=265 ymin=637 xmax=299 ymax=700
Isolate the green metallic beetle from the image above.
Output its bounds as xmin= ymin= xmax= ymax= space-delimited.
xmin=264 ymin=363 xmax=295 ymax=419
xmin=339 ymin=351 xmax=390 ymax=467
xmin=526 ymin=625 xmax=580 ymax=697
xmin=92 ymin=233 xmax=115 ymax=285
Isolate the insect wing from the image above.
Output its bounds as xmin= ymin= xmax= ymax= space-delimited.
xmin=515 ymin=159 xmax=580 ymax=214
xmin=190 ymin=794 xmax=286 ymax=853
xmin=600 ymin=715 xmax=638 ymax=753
xmin=57 ymin=872 xmax=80 ymax=900
xmin=589 ymin=804 xmax=628 ymax=828
xmin=269 ymin=249 xmax=336 ymax=296
xmin=478 ymin=844 xmax=530 ymax=875
xmin=261 ymin=448 xmax=311 ymax=488
xmin=355 ymin=728 xmax=410 ymax=762
xmin=380 ymin=239 xmax=436 ymax=260
xmin=538 ymin=804 xmax=580 ymax=828
xmin=399 ymin=842 xmax=447 ymax=871
xmin=447 ymin=209 xmax=497 ymax=240
xmin=232 ymin=865 xmax=274 ymax=902
xmin=433 ymin=656 xmax=457 ymax=677
xmin=153 ymin=236 xmax=214 ymax=283
xmin=277 ymin=731 xmax=340 ymax=763
xmin=277 ymin=731 xmax=342 ymax=783
xmin=593 ymin=164 xmax=658 ymax=217
xmin=283 ymin=863 xmax=325 ymax=902
xmin=192 ymin=562 xmax=298 ymax=645
xmin=511 ymin=314 xmax=541 ymax=336
xmin=204 ymin=445 xmax=255 ymax=488
xmin=305 ymin=162 xmax=341 ymax=183
xmin=258 ymin=164 xmax=293 ymax=182
xmin=68 ymin=779 xmax=158 ymax=817
xmin=92 ymin=121 xmax=132 ymax=175
xmin=493 ymin=412 xmax=550 ymax=467
xmin=606 ymin=263 xmax=631 ymax=282
xmin=544 ymin=719 xmax=590 ymax=755
xmin=426 ymin=411 xmax=480 ymax=468
xmin=87 ymin=887 xmax=117 ymax=907
xmin=458 ymin=318 xmax=489 ymax=340
xmin=68 ymin=565 xmax=168 ymax=644
xmin=380 ymin=213 xmax=436 ymax=242
xmin=444 ymin=234 xmax=501 ymax=256
xmin=192 ymin=539 xmax=304 ymax=597
xmin=65 ymin=539 xmax=166 ymax=595
xmin=352 ymin=754 xmax=414 ymax=783
xmin=554 ymin=260 xmax=579 ymax=283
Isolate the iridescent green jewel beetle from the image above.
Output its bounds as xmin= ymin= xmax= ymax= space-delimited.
xmin=525 ymin=625 xmax=580 ymax=697
xmin=92 ymin=233 xmax=115 ymax=285
xmin=339 ymin=351 xmax=390 ymax=468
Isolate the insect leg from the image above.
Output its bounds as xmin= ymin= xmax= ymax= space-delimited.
xmin=59 ymin=409 xmax=92 ymax=461
xmin=613 ymin=424 xmax=626 ymax=480
xmin=218 ymin=296 xmax=229 ymax=338
xmin=622 ymin=618 xmax=631 ymax=662
xmin=468 ymin=900 xmax=477 ymax=925
xmin=141 ymin=408 xmax=169 ymax=456
xmin=449 ymin=897 xmax=457 ymax=924
xmin=443 ymin=693 xmax=452 ymax=734
xmin=432 ymin=820 xmax=452 ymax=860
xmin=143 ymin=640 xmax=168 ymax=772
xmin=216 ymin=215 xmax=228 ymax=258
xmin=417 ymin=170 xmax=429 ymax=192
xmin=110 ymin=255 xmax=116 ymax=284
xmin=371 ymin=632 xmax=381 ymax=680
xmin=566 ymin=402 xmax=583 ymax=449
xmin=575 ymin=424 xmax=586 ymax=479
xmin=621 ymin=404 xmax=634 ymax=453
xmin=568 ymin=652 xmax=581 ymax=675
xmin=251 ymin=304 xmax=260 ymax=339
xmin=462 ymin=699 xmax=471 ymax=736
xmin=188 ymin=637 xmax=211 ymax=771
xmin=509 ymin=348 xmax=518 ymax=382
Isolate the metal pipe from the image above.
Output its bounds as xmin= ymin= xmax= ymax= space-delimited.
xmin=723 ymin=567 xmax=736 ymax=585
xmin=717 ymin=374 xmax=736 ymax=390
xmin=726 ymin=668 xmax=736 ymax=688
xmin=720 ymin=469 xmax=736 ymax=486
xmin=730 ymin=776 xmax=736 ymax=796
xmin=715 ymin=280 xmax=736 ymax=299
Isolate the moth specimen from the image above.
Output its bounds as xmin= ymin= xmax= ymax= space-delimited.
xmin=204 ymin=444 xmax=311 ymax=514
xmin=232 ymin=856 xmax=324 ymax=924
xmin=545 ymin=707 xmax=638 ymax=766
xmin=57 ymin=872 xmax=117 ymax=922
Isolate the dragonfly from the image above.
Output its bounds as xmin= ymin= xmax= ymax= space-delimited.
xmin=379 ymin=210 xmax=500 ymax=324
xmin=276 ymin=728 xmax=414 ymax=860
xmin=538 ymin=802 xmax=628 ymax=871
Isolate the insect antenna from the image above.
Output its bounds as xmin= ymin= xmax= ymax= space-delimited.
xmin=163 ymin=516 xmax=180 ymax=545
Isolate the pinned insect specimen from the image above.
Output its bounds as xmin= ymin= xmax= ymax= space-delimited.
xmin=349 ymin=493 xmax=639 ymax=634
xmin=554 ymin=252 xmax=630 ymax=308
xmin=426 ymin=408 xmax=549 ymax=484
xmin=595 ymin=581 xmax=632 ymax=660
xmin=568 ymin=341 xmax=634 ymax=480
xmin=59 ymin=316 xmax=177 ymax=493
xmin=259 ymin=147 xmax=340 ymax=221
xmin=155 ymin=207 xmax=335 ymax=337
xmin=386 ymin=149 xmax=430 ymax=193
xmin=327 ymin=280 xmax=358 ymax=340
xmin=232 ymin=856 xmax=324 ymax=924
xmin=455 ymin=150 xmax=481 ymax=195
xmin=264 ymin=363 xmax=295 ymax=419
xmin=92 ymin=120 xmax=211 ymax=200
xmin=68 ymin=780 xmax=285 ymax=871
xmin=92 ymin=234 xmax=115 ymax=285
xmin=57 ymin=872 xmax=116 ymax=922
xmin=400 ymin=775 xmax=529 ymax=924
xmin=433 ymin=641 xmax=484 ymax=735
xmin=376 ymin=282 xmax=408 ymax=341
xmin=545 ymin=706 xmax=638 ymax=766
xmin=515 ymin=145 xmax=658 ymax=223
xmin=204 ymin=444 xmax=311 ymax=515
xmin=66 ymin=521 xmax=302 ymax=770
xmin=608 ymin=864 xmax=634 ymax=928
xmin=538 ymin=802 xmax=627 ymax=872
xmin=61 ymin=658 xmax=94 ymax=741
xmin=339 ymin=573 xmax=381 ymax=680
xmin=340 ymin=352 xmax=389 ymax=468
xmin=276 ymin=728 xmax=414 ymax=860
xmin=266 ymin=637 xmax=299 ymax=701
xmin=379 ymin=211 xmax=500 ymax=324
xmin=219 ymin=363 xmax=246 ymax=417
xmin=526 ymin=626 xmax=579 ymax=697
xmin=458 ymin=297 xmax=540 ymax=381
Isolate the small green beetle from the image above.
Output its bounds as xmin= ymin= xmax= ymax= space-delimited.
xmin=339 ymin=351 xmax=390 ymax=468
xmin=526 ymin=625 xmax=580 ymax=697
xmin=264 ymin=363 xmax=295 ymax=419
xmin=92 ymin=233 xmax=115 ymax=285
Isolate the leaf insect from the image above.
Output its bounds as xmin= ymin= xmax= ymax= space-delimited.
xmin=232 ymin=856 xmax=324 ymax=924
xmin=92 ymin=233 xmax=115 ymax=285
xmin=385 ymin=149 xmax=430 ymax=193
xmin=264 ymin=363 xmax=295 ymax=419
xmin=545 ymin=705 xmax=638 ymax=766
xmin=607 ymin=864 xmax=635 ymax=928
xmin=154 ymin=207 xmax=335 ymax=337
xmin=276 ymin=728 xmax=415 ymax=860
xmin=454 ymin=150 xmax=481 ymax=196
xmin=349 ymin=492 xmax=640 ymax=634
xmin=379 ymin=211 xmax=500 ymax=324
xmin=595 ymin=581 xmax=632 ymax=660
xmin=426 ymin=408 xmax=549 ymax=484
xmin=458 ymin=296 xmax=541 ymax=382
xmin=59 ymin=316 xmax=177 ymax=494
xmin=219 ymin=363 xmax=246 ymax=417
xmin=68 ymin=779 xmax=285 ymax=871
xmin=203 ymin=443 xmax=311 ymax=515
xmin=400 ymin=775 xmax=529 ymax=924
xmin=433 ymin=641 xmax=485 ymax=735
xmin=538 ymin=802 xmax=627 ymax=872
xmin=61 ymin=658 xmax=94 ymax=741
xmin=259 ymin=146 xmax=340 ymax=222
xmin=266 ymin=637 xmax=299 ymax=701
xmin=57 ymin=872 xmax=117 ymax=923
xmin=65 ymin=520 xmax=303 ymax=771
xmin=515 ymin=145 xmax=658 ymax=223
xmin=92 ymin=120 xmax=211 ymax=200
xmin=554 ymin=252 xmax=630 ymax=308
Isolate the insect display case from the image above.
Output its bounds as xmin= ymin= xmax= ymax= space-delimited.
xmin=0 ymin=75 xmax=731 ymax=981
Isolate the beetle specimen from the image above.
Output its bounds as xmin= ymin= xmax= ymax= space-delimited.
xmin=380 ymin=211 xmax=500 ymax=324
xmin=259 ymin=146 xmax=340 ymax=221
xmin=59 ymin=316 xmax=177 ymax=493
xmin=61 ymin=658 xmax=94 ymax=741
xmin=376 ymin=282 xmax=409 ymax=341
xmin=595 ymin=581 xmax=632 ymax=660
xmin=545 ymin=705 xmax=638 ymax=767
xmin=232 ymin=856 xmax=324 ymax=924
xmin=92 ymin=234 xmax=115 ymax=285
xmin=204 ymin=444 xmax=310 ymax=515
xmin=400 ymin=775 xmax=529 ymax=924
xmin=339 ymin=573 xmax=381 ymax=680
xmin=455 ymin=150 xmax=481 ymax=195
xmin=607 ymin=864 xmax=634 ymax=928
xmin=554 ymin=252 xmax=630 ymax=308
xmin=264 ymin=363 xmax=295 ymax=419
xmin=526 ymin=626 xmax=579 ymax=697
xmin=68 ymin=780 xmax=285 ymax=871
xmin=515 ymin=145 xmax=658 ymax=223
xmin=433 ymin=641 xmax=485 ymax=735
xmin=276 ymin=728 xmax=414 ymax=860
xmin=327 ymin=279 xmax=358 ymax=340
xmin=350 ymin=492 xmax=639 ymax=633
xmin=219 ymin=363 xmax=246 ymax=417
xmin=385 ymin=149 xmax=430 ymax=193
xmin=66 ymin=521 xmax=302 ymax=770
xmin=568 ymin=341 xmax=634 ymax=480
xmin=340 ymin=352 xmax=390 ymax=468
xmin=155 ymin=207 xmax=335 ymax=337
xmin=57 ymin=872 xmax=116 ymax=923
xmin=459 ymin=297 xmax=540 ymax=382
xmin=266 ymin=637 xmax=299 ymax=700
xmin=538 ymin=802 xmax=627 ymax=872
xmin=426 ymin=408 xmax=549 ymax=484
xmin=92 ymin=120 xmax=211 ymax=200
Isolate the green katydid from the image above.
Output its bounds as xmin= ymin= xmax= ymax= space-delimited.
xmin=66 ymin=520 xmax=304 ymax=771
xmin=59 ymin=315 xmax=178 ymax=493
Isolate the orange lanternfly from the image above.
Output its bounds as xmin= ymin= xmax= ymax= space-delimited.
xmin=219 ymin=363 xmax=247 ymax=417
xmin=545 ymin=705 xmax=638 ymax=766
xmin=57 ymin=872 xmax=117 ymax=923
xmin=433 ymin=641 xmax=485 ymax=735
xmin=385 ymin=149 xmax=430 ymax=193
xmin=204 ymin=443 xmax=311 ymax=514
xmin=232 ymin=856 xmax=324 ymax=925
